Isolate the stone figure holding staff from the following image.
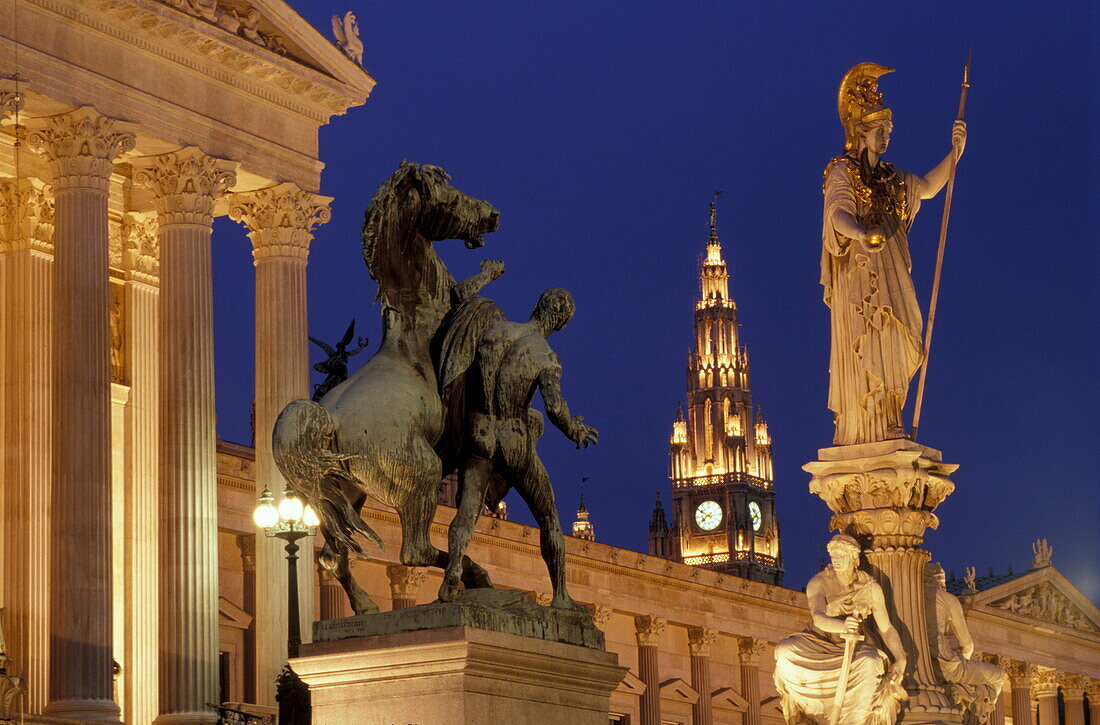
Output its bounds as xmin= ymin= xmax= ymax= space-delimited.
xmin=822 ymin=63 xmax=967 ymax=445
xmin=774 ymin=535 xmax=907 ymax=725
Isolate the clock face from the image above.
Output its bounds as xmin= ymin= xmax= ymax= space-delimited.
xmin=749 ymin=501 xmax=762 ymax=532
xmin=694 ymin=500 xmax=723 ymax=531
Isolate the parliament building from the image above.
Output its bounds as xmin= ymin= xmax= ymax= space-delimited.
xmin=0 ymin=2 xmax=1098 ymax=724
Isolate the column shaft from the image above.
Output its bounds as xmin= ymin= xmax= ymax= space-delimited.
xmin=229 ymin=184 xmax=329 ymax=705
xmin=0 ymin=178 xmax=53 ymax=713
xmin=634 ymin=616 xmax=665 ymax=725
xmin=687 ymin=627 xmax=717 ymax=725
xmin=1005 ymin=662 xmax=1035 ymax=725
xmin=737 ymin=636 xmax=766 ymax=725
xmin=135 ymin=146 xmax=235 ymax=725
xmin=1032 ymin=667 xmax=1060 ymax=725
xmin=1061 ymin=676 xmax=1085 ymax=725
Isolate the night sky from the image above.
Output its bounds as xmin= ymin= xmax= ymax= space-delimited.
xmin=211 ymin=1 xmax=1099 ymax=602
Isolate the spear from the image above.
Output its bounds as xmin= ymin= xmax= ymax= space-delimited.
xmin=911 ymin=50 xmax=971 ymax=442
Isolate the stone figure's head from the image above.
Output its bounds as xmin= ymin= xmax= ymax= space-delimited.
xmin=532 ymin=288 xmax=576 ymax=333
xmin=826 ymin=533 xmax=861 ymax=573
xmin=855 ymin=118 xmax=892 ymax=156
xmin=925 ymin=562 xmax=947 ymax=590
xmin=837 ymin=62 xmax=894 ymax=152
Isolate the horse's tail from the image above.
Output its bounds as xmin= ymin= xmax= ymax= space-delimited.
xmin=272 ymin=399 xmax=385 ymax=555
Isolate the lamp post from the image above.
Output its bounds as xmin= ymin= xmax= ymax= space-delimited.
xmin=253 ymin=486 xmax=319 ymax=725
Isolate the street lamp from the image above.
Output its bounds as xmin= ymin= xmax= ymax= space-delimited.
xmin=253 ymin=486 xmax=319 ymax=725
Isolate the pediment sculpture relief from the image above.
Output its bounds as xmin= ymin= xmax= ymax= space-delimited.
xmin=989 ymin=582 xmax=1100 ymax=635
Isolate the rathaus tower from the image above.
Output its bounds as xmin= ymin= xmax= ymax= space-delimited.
xmin=649 ymin=198 xmax=783 ymax=585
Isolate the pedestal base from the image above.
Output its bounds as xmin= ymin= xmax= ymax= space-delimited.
xmin=805 ymin=439 xmax=963 ymax=725
xmin=295 ymin=590 xmax=626 ymax=725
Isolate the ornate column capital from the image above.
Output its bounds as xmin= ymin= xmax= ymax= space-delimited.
xmin=132 ymin=146 xmax=237 ymax=227
xmin=120 ymin=212 xmax=159 ymax=283
xmin=585 ymin=604 xmax=613 ymax=628
xmin=385 ymin=565 xmax=426 ymax=600
xmin=1084 ymin=678 xmax=1100 ymax=698
xmin=736 ymin=635 xmax=768 ymax=665
xmin=1031 ymin=666 xmax=1062 ymax=698
xmin=0 ymin=178 xmax=54 ymax=254
xmin=633 ymin=615 xmax=667 ymax=647
xmin=1003 ymin=659 xmax=1037 ymax=686
xmin=26 ymin=107 xmax=136 ymax=191
xmin=687 ymin=627 xmax=719 ymax=657
xmin=227 ymin=182 xmax=332 ymax=262
xmin=236 ymin=534 xmax=256 ymax=572
xmin=1061 ymin=673 xmax=1085 ymax=700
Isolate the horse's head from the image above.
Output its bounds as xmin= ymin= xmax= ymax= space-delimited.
xmin=362 ymin=162 xmax=500 ymax=308
xmin=411 ymin=164 xmax=500 ymax=249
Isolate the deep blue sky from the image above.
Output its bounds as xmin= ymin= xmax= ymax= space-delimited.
xmin=213 ymin=1 xmax=1099 ymax=602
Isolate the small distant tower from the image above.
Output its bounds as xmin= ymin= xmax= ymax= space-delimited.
xmin=572 ymin=495 xmax=596 ymax=541
xmin=664 ymin=195 xmax=783 ymax=585
xmin=648 ymin=491 xmax=679 ymax=559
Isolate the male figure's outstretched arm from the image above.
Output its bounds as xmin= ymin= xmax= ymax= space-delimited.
xmin=538 ymin=363 xmax=598 ymax=448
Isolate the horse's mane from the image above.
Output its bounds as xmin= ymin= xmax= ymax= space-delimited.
xmin=361 ymin=161 xmax=455 ymax=309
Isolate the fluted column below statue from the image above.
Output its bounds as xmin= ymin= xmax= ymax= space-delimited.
xmin=687 ymin=627 xmax=717 ymax=725
xmin=634 ymin=616 xmax=665 ymax=725
xmin=228 ymin=183 xmax=330 ymax=704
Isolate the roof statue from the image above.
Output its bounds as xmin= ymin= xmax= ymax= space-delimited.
xmin=1031 ymin=538 xmax=1053 ymax=569
xmin=331 ymin=11 xmax=364 ymax=65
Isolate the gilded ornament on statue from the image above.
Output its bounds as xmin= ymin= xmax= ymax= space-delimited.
xmin=837 ymin=63 xmax=895 ymax=152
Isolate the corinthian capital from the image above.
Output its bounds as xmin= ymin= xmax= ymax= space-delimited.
xmin=1031 ymin=666 xmax=1062 ymax=698
xmin=0 ymin=178 xmax=54 ymax=254
xmin=736 ymin=635 xmax=768 ymax=665
xmin=133 ymin=146 xmax=237 ymax=226
xmin=26 ymin=107 xmax=136 ymax=190
xmin=1061 ymin=673 xmax=1085 ymax=700
xmin=1003 ymin=659 xmax=1037 ymax=686
xmin=687 ymin=626 xmax=719 ymax=657
xmin=633 ymin=615 xmax=666 ymax=647
xmin=385 ymin=565 xmax=426 ymax=600
xmin=227 ymin=182 xmax=332 ymax=262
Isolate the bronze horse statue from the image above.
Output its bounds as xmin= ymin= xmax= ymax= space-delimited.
xmin=273 ymin=162 xmax=500 ymax=614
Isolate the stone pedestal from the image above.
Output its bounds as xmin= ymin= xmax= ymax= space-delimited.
xmin=805 ymin=439 xmax=959 ymax=725
xmin=294 ymin=590 xmax=625 ymax=725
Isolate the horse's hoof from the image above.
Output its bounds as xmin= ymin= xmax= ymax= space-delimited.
xmin=438 ymin=581 xmax=460 ymax=602
xmin=352 ymin=597 xmax=380 ymax=616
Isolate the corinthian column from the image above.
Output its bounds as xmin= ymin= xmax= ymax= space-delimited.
xmin=687 ymin=627 xmax=717 ymax=725
xmin=26 ymin=106 xmax=135 ymax=723
xmin=134 ymin=146 xmax=236 ymax=725
xmin=634 ymin=615 xmax=666 ymax=725
xmin=0 ymin=178 xmax=54 ymax=713
xmin=1061 ymin=674 xmax=1085 ymax=725
xmin=386 ymin=565 xmax=426 ymax=610
xmin=228 ymin=183 xmax=331 ymax=704
xmin=1031 ymin=667 xmax=1061 ymax=725
xmin=737 ymin=636 xmax=767 ymax=725
xmin=1004 ymin=661 xmax=1036 ymax=725
xmin=1084 ymin=679 xmax=1100 ymax=725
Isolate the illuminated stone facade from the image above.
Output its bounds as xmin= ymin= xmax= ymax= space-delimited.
xmin=652 ymin=202 xmax=783 ymax=585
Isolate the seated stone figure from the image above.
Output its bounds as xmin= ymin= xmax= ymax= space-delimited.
xmin=774 ymin=534 xmax=907 ymax=725
xmin=926 ymin=563 xmax=1005 ymax=725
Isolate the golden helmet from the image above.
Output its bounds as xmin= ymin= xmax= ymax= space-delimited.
xmin=837 ymin=62 xmax=895 ymax=151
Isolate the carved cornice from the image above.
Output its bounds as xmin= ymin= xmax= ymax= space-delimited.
xmin=687 ymin=626 xmax=718 ymax=657
xmin=988 ymin=581 xmax=1100 ymax=635
xmin=25 ymin=107 xmax=136 ymax=190
xmin=91 ymin=0 xmax=369 ymax=120
xmin=227 ymin=182 xmax=331 ymax=262
xmin=385 ymin=565 xmax=425 ymax=600
xmin=133 ymin=146 xmax=237 ymax=226
xmin=736 ymin=635 xmax=767 ymax=665
xmin=0 ymin=178 xmax=54 ymax=254
xmin=1031 ymin=666 xmax=1062 ymax=698
xmin=1003 ymin=659 xmax=1037 ymax=686
xmin=634 ymin=615 xmax=667 ymax=647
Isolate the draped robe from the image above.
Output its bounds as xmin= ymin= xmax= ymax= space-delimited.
xmin=821 ymin=155 xmax=924 ymax=445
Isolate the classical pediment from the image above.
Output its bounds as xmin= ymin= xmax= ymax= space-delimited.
xmin=659 ymin=677 xmax=699 ymax=704
xmin=711 ymin=687 xmax=749 ymax=712
xmin=218 ymin=596 xmax=253 ymax=629
xmin=970 ymin=567 xmax=1100 ymax=637
xmin=615 ymin=670 xmax=646 ymax=695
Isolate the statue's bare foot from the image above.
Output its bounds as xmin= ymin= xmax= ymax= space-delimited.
xmin=438 ymin=576 xmax=461 ymax=602
xmin=550 ymin=593 xmax=587 ymax=614
xmin=351 ymin=593 xmax=380 ymax=616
